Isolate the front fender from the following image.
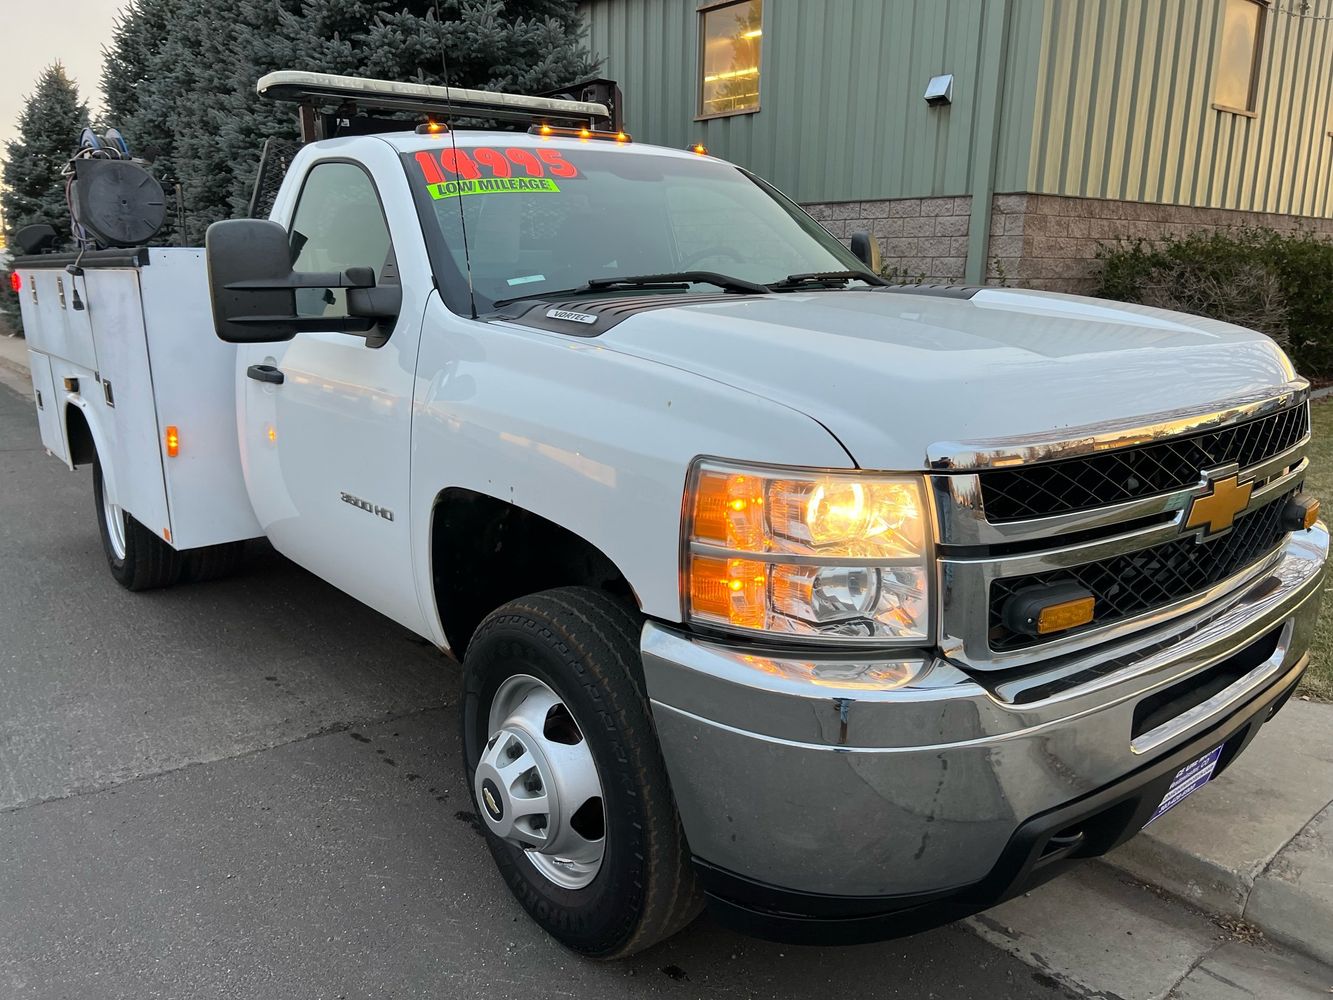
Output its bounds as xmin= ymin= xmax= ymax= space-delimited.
xmin=408 ymin=300 xmax=852 ymax=647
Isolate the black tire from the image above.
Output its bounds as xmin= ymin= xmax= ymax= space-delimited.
xmin=93 ymin=453 xmax=184 ymax=591
xmin=461 ymin=586 xmax=702 ymax=958
xmin=184 ymin=541 xmax=247 ymax=583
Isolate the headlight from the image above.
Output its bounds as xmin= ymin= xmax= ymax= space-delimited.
xmin=683 ymin=460 xmax=932 ymax=643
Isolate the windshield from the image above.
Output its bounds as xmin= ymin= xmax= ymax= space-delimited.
xmin=401 ymin=141 xmax=869 ymax=312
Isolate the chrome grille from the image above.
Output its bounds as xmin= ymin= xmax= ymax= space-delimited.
xmin=987 ymin=490 xmax=1294 ymax=651
xmin=979 ymin=403 xmax=1309 ymax=523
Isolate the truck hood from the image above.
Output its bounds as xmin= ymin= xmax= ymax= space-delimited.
xmin=599 ymin=288 xmax=1298 ymax=470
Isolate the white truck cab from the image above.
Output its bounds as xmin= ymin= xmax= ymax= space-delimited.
xmin=14 ymin=72 xmax=1328 ymax=958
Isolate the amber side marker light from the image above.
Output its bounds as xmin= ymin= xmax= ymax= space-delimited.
xmin=1036 ymin=596 xmax=1096 ymax=635
xmin=165 ymin=425 xmax=180 ymax=458
xmin=1283 ymin=495 xmax=1321 ymax=531
xmin=1003 ymin=585 xmax=1096 ymax=638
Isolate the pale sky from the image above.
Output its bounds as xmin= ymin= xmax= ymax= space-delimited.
xmin=2 ymin=1 xmax=132 ymax=153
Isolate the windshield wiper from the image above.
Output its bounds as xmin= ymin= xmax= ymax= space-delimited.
xmin=584 ymin=271 xmax=772 ymax=295
xmin=492 ymin=270 xmax=770 ymax=308
xmin=767 ymin=270 xmax=889 ymax=291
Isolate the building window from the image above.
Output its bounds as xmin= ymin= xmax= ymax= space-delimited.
xmin=698 ymin=0 xmax=763 ymax=119
xmin=1213 ymin=0 xmax=1267 ymax=115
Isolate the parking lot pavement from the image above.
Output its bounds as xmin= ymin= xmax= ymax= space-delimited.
xmin=0 ymin=382 xmax=452 ymax=813
xmin=0 ymin=382 xmax=1069 ymax=998
xmin=0 ymin=712 xmax=1066 ymax=1000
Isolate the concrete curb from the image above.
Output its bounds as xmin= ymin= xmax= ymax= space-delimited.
xmin=1246 ymin=803 xmax=1333 ymax=966
xmin=1100 ymin=699 xmax=1333 ymax=967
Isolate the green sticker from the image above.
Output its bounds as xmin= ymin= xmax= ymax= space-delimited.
xmin=428 ymin=177 xmax=562 ymax=199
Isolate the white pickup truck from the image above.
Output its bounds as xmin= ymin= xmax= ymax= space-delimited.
xmin=13 ymin=72 xmax=1328 ymax=958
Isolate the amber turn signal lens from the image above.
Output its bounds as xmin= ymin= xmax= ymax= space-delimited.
xmin=691 ymin=471 xmax=765 ymax=551
xmin=165 ymin=425 xmax=180 ymax=458
xmin=689 ymin=554 xmax=767 ymax=630
xmin=1305 ymin=498 xmax=1321 ymax=530
xmin=1036 ymin=596 xmax=1096 ymax=635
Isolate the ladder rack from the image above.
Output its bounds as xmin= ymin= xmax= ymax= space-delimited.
xmin=257 ymin=71 xmax=619 ymax=142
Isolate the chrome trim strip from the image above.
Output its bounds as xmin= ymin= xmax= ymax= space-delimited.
xmin=1129 ymin=622 xmax=1293 ymax=755
xmin=938 ymin=545 xmax=1286 ymax=669
xmin=927 ymin=380 xmax=1308 ymax=471
xmin=947 ymin=463 xmax=1304 ymax=574
xmin=938 ymin=469 xmax=1304 ymax=670
xmin=935 ymin=443 xmax=1309 ymax=547
xmin=984 ymin=523 xmax=1321 ymax=706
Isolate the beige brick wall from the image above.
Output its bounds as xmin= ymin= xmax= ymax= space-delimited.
xmin=987 ymin=194 xmax=1333 ymax=295
xmin=804 ymin=192 xmax=1333 ymax=294
xmin=803 ymin=196 xmax=972 ymax=284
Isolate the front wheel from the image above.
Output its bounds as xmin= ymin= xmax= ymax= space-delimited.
xmin=93 ymin=453 xmax=183 ymax=591
xmin=461 ymin=587 xmax=701 ymax=958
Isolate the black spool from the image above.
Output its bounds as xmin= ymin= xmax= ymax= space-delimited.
xmin=71 ymin=159 xmax=167 ymax=248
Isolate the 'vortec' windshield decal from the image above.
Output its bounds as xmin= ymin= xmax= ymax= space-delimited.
xmin=429 ymin=177 xmax=561 ymax=200
xmin=414 ymin=147 xmax=580 ymax=199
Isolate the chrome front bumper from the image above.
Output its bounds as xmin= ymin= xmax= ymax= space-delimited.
xmin=641 ymin=524 xmax=1328 ymax=904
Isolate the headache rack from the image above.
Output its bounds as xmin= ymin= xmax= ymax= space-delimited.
xmin=257 ymin=70 xmax=622 ymax=144
xmin=248 ymin=70 xmax=624 ymax=219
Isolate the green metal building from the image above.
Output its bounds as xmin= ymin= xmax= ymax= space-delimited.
xmin=581 ymin=0 xmax=1333 ymax=290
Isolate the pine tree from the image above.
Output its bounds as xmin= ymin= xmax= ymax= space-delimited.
xmin=2 ymin=63 xmax=91 ymax=246
xmin=1 ymin=63 xmax=90 ymax=333
xmin=101 ymin=0 xmax=598 ymax=234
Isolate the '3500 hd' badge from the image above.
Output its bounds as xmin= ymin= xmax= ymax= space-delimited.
xmin=340 ymin=492 xmax=394 ymax=522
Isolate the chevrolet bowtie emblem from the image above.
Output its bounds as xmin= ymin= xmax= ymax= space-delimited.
xmin=1183 ymin=470 xmax=1253 ymax=539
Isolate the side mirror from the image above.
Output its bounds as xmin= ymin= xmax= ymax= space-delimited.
xmin=205 ymin=219 xmax=399 ymax=343
xmin=850 ymin=230 xmax=882 ymax=275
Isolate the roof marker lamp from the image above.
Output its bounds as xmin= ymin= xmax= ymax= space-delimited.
xmin=528 ymin=124 xmax=631 ymax=142
xmin=684 ymin=461 xmax=931 ymax=643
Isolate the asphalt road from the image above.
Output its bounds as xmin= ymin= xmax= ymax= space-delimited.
xmin=0 ymin=380 xmax=1071 ymax=999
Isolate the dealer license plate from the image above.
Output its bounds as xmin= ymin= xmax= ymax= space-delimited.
xmin=1146 ymin=745 xmax=1224 ymax=825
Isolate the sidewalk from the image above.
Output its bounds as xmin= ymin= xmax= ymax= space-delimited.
xmin=1102 ymin=698 xmax=1333 ymax=966
xmin=0 ymin=332 xmax=30 ymax=395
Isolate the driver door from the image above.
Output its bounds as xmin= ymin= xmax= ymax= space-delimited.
xmin=238 ymin=157 xmax=427 ymax=633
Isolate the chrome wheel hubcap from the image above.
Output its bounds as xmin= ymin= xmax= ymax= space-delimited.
xmin=477 ymin=674 xmax=606 ymax=889
xmin=101 ymin=474 xmax=127 ymax=560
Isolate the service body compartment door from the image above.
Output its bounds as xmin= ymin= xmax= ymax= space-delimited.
xmin=25 ymin=350 xmax=66 ymax=461
xmin=139 ymin=249 xmax=262 ymax=550
xmin=82 ymin=268 xmax=172 ymax=543
xmin=22 ymin=269 xmax=98 ymax=373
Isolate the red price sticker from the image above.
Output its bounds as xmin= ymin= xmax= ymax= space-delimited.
xmin=414 ymin=146 xmax=580 ymax=197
